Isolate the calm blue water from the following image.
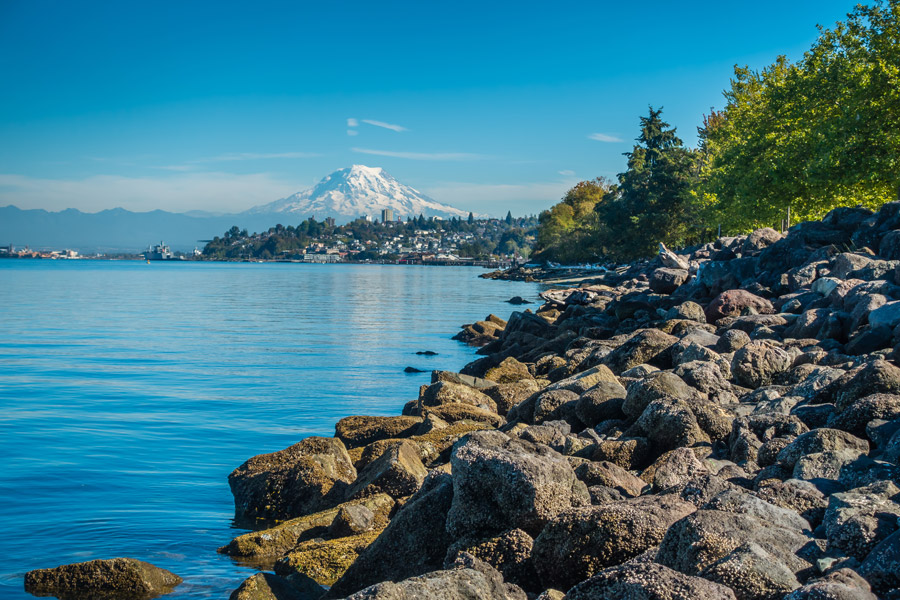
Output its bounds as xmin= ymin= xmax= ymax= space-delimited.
xmin=0 ymin=260 xmax=540 ymax=599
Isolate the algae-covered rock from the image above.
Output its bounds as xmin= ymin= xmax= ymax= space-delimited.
xmin=602 ymin=329 xmax=678 ymax=374
xmin=218 ymin=493 xmax=395 ymax=567
xmin=228 ymin=572 xmax=323 ymax=600
xmin=485 ymin=357 xmax=534 ymax=383
xmin=326 ymin=473 xmax=455 ymax=599
xmin=443 ymin=528 xmax=538 ymax=592
xmin=275 ymin=530 xmax=381 ymax=586
xmin=228 ymin=436 xmax=357 ymax=523
xmin=334 ymin=416 xmax=423 ymax=449
xmin=418 ymin=381 xmax=498 ymax=413
xmin=24 ymin=558 xmax=182 ymax=600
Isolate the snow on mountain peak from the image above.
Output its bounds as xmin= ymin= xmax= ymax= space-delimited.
xmin=246 ymin=165 xmax=474 ymax=223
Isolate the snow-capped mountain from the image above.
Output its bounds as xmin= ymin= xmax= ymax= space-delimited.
xmin=245 ymin=165 xmax=473 ymax=223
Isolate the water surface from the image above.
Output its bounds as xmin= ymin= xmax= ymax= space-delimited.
xmin=0 ymin=260 xmax=540 ymax=598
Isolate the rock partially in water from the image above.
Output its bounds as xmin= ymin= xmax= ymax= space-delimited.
xmin=228 ymin=436 xmax=357 ymax=523
xmin=228 ymin=572 xmax=323 ymax=600
xmin=25 ymin=558 xmax=181 ymax=600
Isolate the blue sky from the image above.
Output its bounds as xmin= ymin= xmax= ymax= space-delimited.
xmin=0 ymin=0 xmax=855 ymax=216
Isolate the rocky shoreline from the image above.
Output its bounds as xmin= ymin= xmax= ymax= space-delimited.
xmin=26 ymin=203 xmax=900 ymax=599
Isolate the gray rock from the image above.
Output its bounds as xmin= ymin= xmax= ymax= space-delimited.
xmin=564 ymin=562 xmax=737 ymax=600
xmin=743 ymin=228 xmax=783 ymax=254
xmin=532 ymin=495 xmax=695 ymax=590
xmin=666 ymin=301 xmax=707 ymax=323
xmin=418 ymin=381 xmax=498 ymax=413
xmin=776 ymin=429 xmax=869 ymax=470
xmin=443 ymin=529 xmax=537 ymax=592
xmin=650 ymin=268 xmax=690 ymax=294
xmin=622 ymin=372 xmax=698 ymax=419
xmin=25 ymin=558 xmax=182 ymax=600
xmin=602 ymin=329 xmax=678 ymax=374
xmin=574 ymin=381 xmax=627 ymax=428
xmin=828 ymin=393 xmax=900 ymax=437
xmin=346 ymin=441 xmax=428 ymax=500
xmin=716 ymin=329 xmax=751 ymax=354
xmin=229 ymin=436 xmax=357 ymax=522
xmin=574 ymin=460 xmax=646 ymax=497
xmin=700 ymin=541 xmax=800 ymax=600
xmin=325 ymin=473 xmax=454 ymax=599
xmin=832 ymin=359 xmax=900 ymax=411
xmin=859 ymin=528 xmax=900 ymax=594
xmin=650 ymin=447 xmax=710 ymax=492
xmin=635 ymin=398 xmax=710 ymax=452
xmin=731 ymin=341 xmax=792 ymax=389
xmin=824 ymin=480 xmax=900 ymax=561
xmin=447 ymin=430 xmax=589 ymax=538
xmin=343 ymin=554 xmax=526 ymax=600
xmin=532 ymin=389 xmax=580 ymax=425
xmin=784 ymin=568 xmax=877 ymax=600
xmin=656 ymin=509 xmax=811 ymax=577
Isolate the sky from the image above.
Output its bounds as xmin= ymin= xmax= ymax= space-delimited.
xmin=0 ymin=0 xmax=857 ymax=217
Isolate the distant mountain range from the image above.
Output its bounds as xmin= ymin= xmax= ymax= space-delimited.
xmin=0 ymin=166 xmax=478 ymax=253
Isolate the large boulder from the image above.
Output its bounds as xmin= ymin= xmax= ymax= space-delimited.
xmin=743 ymin=228 xmax=783 ymax=254
xmin=25 ymin=558 xmax=182 ymax=600
xmin=656 ymin=510 xmax=811 ymax=577
xmin=832 ymin=359 xmax=900 ymax=411
xmin=824 ymin=481 xmax=900 ymax=561
xmin=622 ymin=372 xmax=698 ymax=419
xmin=602 ymin=329 xmax=678 ymax=374
xmin=731 ymin=341 xmax=791 ymax=389
xmin=325 ymin=473 xmax=455 ymax=599
xmin=564 ymin=562 xmax=737 ymax=600
xmin=342 ymin=554 xmax=526 ymax=600
xmin=706 ymin=290 xmax=774 ymax=323
xmin=573 ymin=460 xmax=646 ymax=497
xmin=531 ymin=495 xmax=695 ymax=590
xmin=634 ymin=398 xmax=710 ymax=452
xmin=447 ymin=430 xmax=589 ymax=538
xmin=228 ymin=437 xmax=357 ymax=522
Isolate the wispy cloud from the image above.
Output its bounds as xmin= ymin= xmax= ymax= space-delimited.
xmin=558 ymin=169 xmax=575 ymax=176
xmin=347 ymin=118 xmax=359 ymax=127
xmin=347 ymin=129 xmax=359 ymax=137
xmin=197 ymin=152 xmax=320 ymax=162
xmin=352 ymin=148 xmax=487 ymax=161
xmin=361 ymin=119 xmax=407 ymax=132
xmin=0 ymin=172 xmax=300 ymax=213
xmin=588 ymin=133 xmax=623 ymax=143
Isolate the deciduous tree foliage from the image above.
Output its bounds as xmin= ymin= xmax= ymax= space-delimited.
xmin=700 ymin=0 xmax=900 ymax=230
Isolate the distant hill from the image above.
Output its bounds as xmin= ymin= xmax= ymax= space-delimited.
xmin=0 ymin=206 xmax=279 ymax=253
xmin=246 ymin=165 xmax=477 ymax=223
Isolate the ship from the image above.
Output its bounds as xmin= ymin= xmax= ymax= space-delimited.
xmin=144 ymin=241 xmax=175 ymax=261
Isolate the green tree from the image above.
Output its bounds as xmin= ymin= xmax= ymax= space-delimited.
xmin=598 ymin=107 xmax=698 ymax=260
xmin=700 ymin=1 xmax=900 ymax=231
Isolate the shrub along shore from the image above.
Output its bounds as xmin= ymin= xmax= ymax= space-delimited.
xmin=25 ymin=203 xmax=900 ymax=599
